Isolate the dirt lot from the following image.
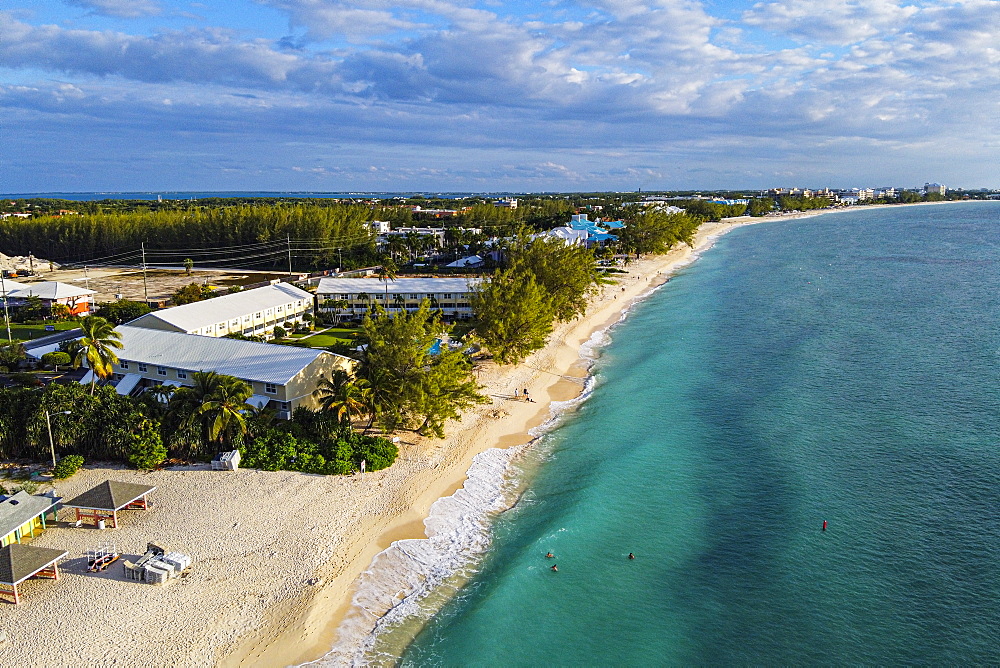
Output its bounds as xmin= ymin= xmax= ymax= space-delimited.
xmin=12 ymin=267 xmax=290 ymax=304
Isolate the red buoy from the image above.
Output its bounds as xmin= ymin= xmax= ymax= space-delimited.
xmin=822 ymin=520 xmax=828 ymax=532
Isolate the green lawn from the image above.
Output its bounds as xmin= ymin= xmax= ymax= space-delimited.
xmin=4 ymin=320 xmax=79 ymax=343
xmin=281 ymin=326 xmax=362 ymax=348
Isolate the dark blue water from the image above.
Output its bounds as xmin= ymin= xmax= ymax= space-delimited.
xmin=400 ymin=203 xmax=1000 ymax=665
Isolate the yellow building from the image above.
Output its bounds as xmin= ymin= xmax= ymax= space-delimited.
xmin=0 ymin=491 xmax=61 ymax=547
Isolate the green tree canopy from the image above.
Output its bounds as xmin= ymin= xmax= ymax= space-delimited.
xmin=507 ymin=235 xmax=601 ymax=322
xmin=471 ymin=268 xmax=555 ymax=365
xmin=618 ymin=210 xmax=700 ymax=256
xmin=361 ymin=302 xmax=487 ymax=437
xmin=97 ymin=299 xmax=152 ymax=325
xmin=167 ymin=371 xmax=253 ymax=453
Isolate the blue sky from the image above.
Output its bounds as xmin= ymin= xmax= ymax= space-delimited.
xmin=2 ymin=0 xmax=998 ymax=192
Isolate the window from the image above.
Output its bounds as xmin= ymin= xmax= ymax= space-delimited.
xmin=120 ymin=360 xmax=129 ymax=369
xmin=231 ymin=320 xmax=239 ymax=327
xmin=276 ymin=305 xmax=283 ymax=312
xmin=177 ymin=370 xmax=187 ymax=379
xmin=264 ymin=383 xmax=277 ymax=394
xmin=138 ymin=363 xmax=148 ymax=373
xmin=156 ymin=366 xmax=167 ymax=376
xmin=265 ymin=309 xmax=273 ymax=315
xmin=255 ymin=312 xmax=262 ymax=318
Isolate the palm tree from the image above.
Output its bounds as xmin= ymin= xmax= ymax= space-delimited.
xmin=169 ymin=371 xmax=252 ymax=450
xmin=393 ymin=293 xmax=406 ymax=312
xmin=73 ymin=315 xmax=123 ymax=394
xmin=377 ymin=258 xmax=398 ymax=301
xmin=312 ymin=369 xmax=370 ymax=424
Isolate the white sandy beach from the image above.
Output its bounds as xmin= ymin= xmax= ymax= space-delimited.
xmin=2 ymin=204 xmax=963 ymax=666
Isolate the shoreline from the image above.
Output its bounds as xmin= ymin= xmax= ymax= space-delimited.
xmin=221 ymin=214 xmax=773 ymax=667
xmin=3 ymin=201 xmax=982 ymax=667
xmin=239 ymin=199 xmax=989 ymax=666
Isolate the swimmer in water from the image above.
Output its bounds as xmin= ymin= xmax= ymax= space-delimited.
xmin=551 ymin=564 xmax=558 ymax=572
xmin=546 ymin=552 xmax=554 ymax=558
xmin=628 ymin=553 xmax=635 ymax=559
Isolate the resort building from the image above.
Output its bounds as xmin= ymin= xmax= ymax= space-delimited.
xmin=104 ymin=325 xmax=355 ymax=418
xmin=6 ymin=281 xmax=95 ymax=316
xmin=316 ymin=277 xmax=478 ymax=321
xmin=925 ymin=183 xmax=947 ymax=196
xmin=126 ymin=282 xmax=313 ymax=339
xmin=540 ymin=214 xmax=623 ymax=247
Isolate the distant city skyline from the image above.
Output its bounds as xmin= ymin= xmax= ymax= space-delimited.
xmin=2 ymin=0 xmax=997 ymax=192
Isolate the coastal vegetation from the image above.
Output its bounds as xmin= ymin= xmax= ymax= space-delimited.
xmin=0 ymin=374 xmax=399 ymax=475
xmin=360 ymin=302 xmax=488 ymax=437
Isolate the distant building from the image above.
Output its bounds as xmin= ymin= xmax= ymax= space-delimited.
xmin=126 ymin=282 xmax=313 ymax=339
xmin=370 ymin=220 xmax=392 ymax=235
xmin=494 ymin=198 xmax=518 ymax=209
xmin=316 ymin=277 xmax=478 ymax=321
xmin=445 ymin=255 xmax=485 ymax=269
xmin=104 ymin=326 xmax=354 ymax=419
xmin=925 ymin=183 xmax=947 ymax=195
xmin=6 ymin=281 xmax=95 ymax=316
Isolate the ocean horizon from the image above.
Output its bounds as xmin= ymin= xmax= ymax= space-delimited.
xmin=337 ymin=201 xmax=1000 ymax=665
xmin=1 ymin=191 xmax=517 ymax=201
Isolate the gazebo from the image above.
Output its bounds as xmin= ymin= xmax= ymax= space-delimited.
xmin=0 ymin=544 xmax=68 ymax=604
xmin=63 ymin=481 xmax=157 ymax=529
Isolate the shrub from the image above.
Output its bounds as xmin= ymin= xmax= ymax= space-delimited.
xmin=351 ymin=434 xmax=398 ymax=471
xmin=126 ymin=422 xmax=167 ymax=470
xmin=41 ymin=351 xmax=72 ymax=369
xmin=15 ymin=481 xmax=39 ymax=494
xmin=272 ymin=326 xmax=287 ymax=339
xmin=52 ymin=455 xmax=85 ymax=479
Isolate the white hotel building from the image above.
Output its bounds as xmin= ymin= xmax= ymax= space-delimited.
xmin=316 ymin=277 xmax=478 ymax=321
xmin=126 ymin=283 xmax=313 ymax=339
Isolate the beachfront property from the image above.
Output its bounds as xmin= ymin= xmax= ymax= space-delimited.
xmin=5 ymin=281 xmax=96 ymax=316
xmin=126 ymin=282 xmax=313 ymax=339
xmin=925 ymin=183 xmax=947 ymax=195
xmin=316 ymin=276 xmax=478 ymax=321
xmin=0 ymin=491 xmax=61 ymax=547
xmin=104 ymin=325 xmax=355 ymax=418
xmin=540 ymin=214 xmax=623 ymax=247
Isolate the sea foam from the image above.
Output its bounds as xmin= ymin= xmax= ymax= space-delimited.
xmin=308 ymin=265 xmax=681 ymax=666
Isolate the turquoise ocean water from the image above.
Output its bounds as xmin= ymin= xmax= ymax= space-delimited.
xmin=396 ymin=203 xmax=1000 ymax=665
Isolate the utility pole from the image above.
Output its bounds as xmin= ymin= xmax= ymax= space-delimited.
xmin=141 ymin=242 xmax=150 ymax=305
xmin=83 ymin=266 xmax=90 ymax=291
xmin=0 ymin=272 xmax=12 ymax=343
xmin=287 ymin=235 xmax=293 ymax=277
xmin=338 ymin=247 xmax=343 ymax=273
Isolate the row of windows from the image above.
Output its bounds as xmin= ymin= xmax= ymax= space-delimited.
xmin=332 ymin=293 xmax=469 ymax=300
xmin=120 ymin=360 xmax=274 ymax=393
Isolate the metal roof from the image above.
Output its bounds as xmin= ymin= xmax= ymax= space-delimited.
xmin=317 ymin=276 xmax=478 ymax=295
xmin=63 ymin=480 xmax=156 ymax=512
xmin=0 ymin=544 xmax=68 ymax=586
xmin=0 ymin=278 xmax=27 ymax=297
xmin=0 ymin=492 xmax=59 ymax=539
xmin=127 ymin=282 xmax=313 ymax=333
xmin=115 ymin=325 xmax=341 ymax=385
xmin=8 ymin=281 xmax=95 ymax=300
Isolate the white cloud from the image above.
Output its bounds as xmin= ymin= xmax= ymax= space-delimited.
xmin=742 ymin=0 xmax=919 ymax=45
xmin=67 ymin=0 xmax=162 ymax=19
